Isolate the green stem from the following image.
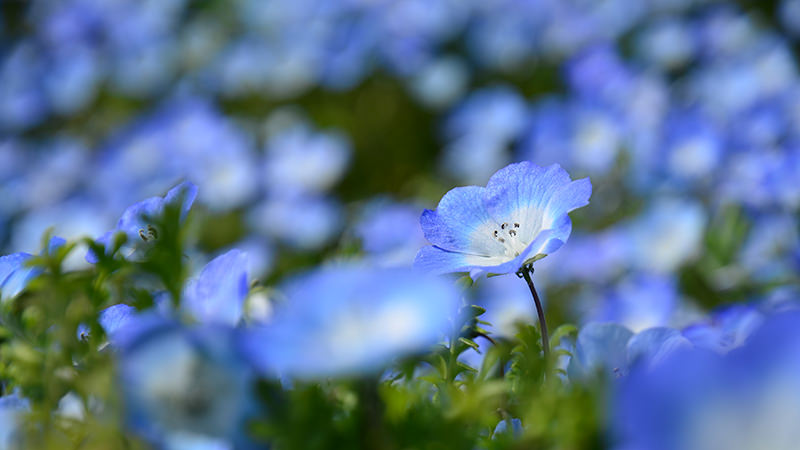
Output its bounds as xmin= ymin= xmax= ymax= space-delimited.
xmin=518 ymin=265 xmax=549 ymax=358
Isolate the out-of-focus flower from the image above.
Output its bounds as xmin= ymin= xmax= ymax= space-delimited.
xmin=442 ymin=86 xmax=528 ymax=183
xmin=415 ymin=162 xmax=591 ymax=279
xmin=86 ymin=181 xmax=197 ymax=264
xmin=567 ymin=322 xmax=691 ymax=381
xmin=182 ymin=249 xmax=249 ymax=327
xmin=0 ymin=252 xmax=38 ymax=303
xmin=355 ymin=199 xmax=427 ymax=267
xmin=626 ymin=198 xmax=706 ymax=274
xmin=94 ymin=99 xmax=257 ymax=212
xmin=262 ymin=123 xmax=351 ymax=196
xmin=614 ymin=311 xmax=800 ymax=450
xmin=0 ymin=393 xmax=29 ymax=449
xmin=682 ymin=304 xmax=764 ymax=354
xmin=582 ymin=274 xmax=678 ymax=333
xmin=117 ymin=316 xmax=253 ymax=449
xmin=248 ymin=194 xmax=342 ymax=251
xmin=240 ymin=265 xmax=460 ymax=379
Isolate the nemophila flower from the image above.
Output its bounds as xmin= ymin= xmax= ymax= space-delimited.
xmin=567 ymin=322 xmax=691 ymax=381
xmin=415 ymin=162 xmax=591 ymax=279
xmin=86 ymin=181 xmax=197 ymax=264
xmin=0 ymin=252 xmax=38 ymax=303
xmin=682 ymin=305 xmax=764 ymax=354
xmin=0 ymin=392 xmax=29 ymax=448
xmin=614 ymin=311 xmax=800 ymax=450
xmin=355 ymin=199 xmax=427 ymax=267
xmin=182 ymin=249 xmax=249 ymax=326
xmin=239 ymin=265 xmax=460 ymax=379
xmin=248 ymin=194 xmax=342 ymax=251
xmin=0 ymin=237 xmax=65 ymax=303
xmin=116 ymin=315 xmax=254 ymax=449
xmin=582 ymin=273 xmax=678 ymax=333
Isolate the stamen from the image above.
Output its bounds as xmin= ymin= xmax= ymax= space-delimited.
xmin=493 ymin=230 xmax=499 ymax=237
xmin=509 ymin=230 xmax=517 ymax=237
xmin=514 ymin=223 xmax=520 ymax=228
xmin=138 ymin=229 xmax=149 ymax=242
xmin=147 ymin=225 xmax=158 ymax=240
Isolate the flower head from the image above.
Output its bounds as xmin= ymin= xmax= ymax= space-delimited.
xmin=239 ymin=265 xmax=460 ymax=379
xmin=116 ymin=315 xmax=254 ymax=448
xmin=415 ymin=162 xmax=591 ymax=278
xmin=86 ymin=181 xmax=197 ymax=263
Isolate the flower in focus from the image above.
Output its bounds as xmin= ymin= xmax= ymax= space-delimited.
xmin=240 ymin=265 xmax=460 ymax=379
xmin=117 ymin=315 xmax=254 ymax=449
xmin=415 ymin=162 xmax=591 ymax=279
xmin=86 ymin=181 xmax=197 ymax=263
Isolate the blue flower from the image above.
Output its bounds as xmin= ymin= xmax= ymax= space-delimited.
xmin=0 ymin=392 xmax=29 ymax=448
xmin=239 ymin=265 xmax=460 ymax=379
xmin=116 ymin=315 xmax=254 ymax=449
xmin=614 ymin=311 xmax=800 ymax=450
xmin=414 ymin=162 xmax=591 ymax=279
xmin=355 ymin=198 xmax=427 ymax=267
xmin=86 ymin=181 xmax=197 ymax=264
xmin=0 ymin=252 xmax=38 ymax=303
xmin=567 ymin=322 xmax=691 ymax=381
xmin=182 ymin=249 xmax=249 ymax=327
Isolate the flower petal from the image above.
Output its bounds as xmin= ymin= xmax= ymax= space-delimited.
xmin=182 ymin=249 xmax=249 ymax=326
xmin=420 ymin=186 xmax=504 ymax=256
xmin=484 ymin=162 xmax=573 ymax=242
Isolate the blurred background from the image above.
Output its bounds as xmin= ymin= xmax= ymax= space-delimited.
xmin=1 ymin=0 xmax=799 ymax=331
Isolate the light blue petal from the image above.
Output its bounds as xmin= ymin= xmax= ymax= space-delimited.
xmin=413 ymin=245 xmax=472 ymax=275
xmin=164 ymin=181 xmax=199 ymax=221
xmin=484 ymin=162 xmax=571 ymax=228
xmin=569 ymin=322 xmax=633 ymax=379
xmin=543 ymin=177 xmax=592 ymax=230
xmin=182 ymin=250 xmax=249 ymax=326
xmin=627 ymin=327 xmax=692 ymax=369
xmin=0 ymin=253 xmax=38 ymax=303
xmin=116 ymin=197 xmax=165 ymax=237
xmin=420 ymin=185 xmax=504 ymax=255
xmin=99 ymin=304 xmax=137 ymax=341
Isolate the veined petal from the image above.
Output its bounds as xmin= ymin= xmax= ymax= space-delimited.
xmin=164 ymin=181 xmax=199 ymax=221
xmin=116 ymin=197 xmax=165 ymax=237
xmin=420 ymin=186 xmax=505 ymax=256
xmin=543 ymin=177 xmax=592 ymax=229
xmin=484 ymin=162 xmax=573 ymax=244
xmin=414 ymin=245 xmax=475 ymax=275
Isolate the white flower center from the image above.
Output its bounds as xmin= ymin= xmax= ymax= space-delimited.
xmin=490 ymin=221 xmax=528 ymax=258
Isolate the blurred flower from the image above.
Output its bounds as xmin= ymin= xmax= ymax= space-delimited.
xmin=614 ymin=311 xmax=800 ymax=450
xmin=182 ymin=249 xmax=249 ymax=327
xmin=86 ymin=181 xmax=197 ymax=264
xmin=262 ymin=123 xmax=351 ymax=196
xmin=415 ymin=162 xmax=591 ymax=279
xmin=626 ymin=198 xmax=706 ymax=274
xmin=582 ymin=273 xmax=678 ymax=333
xmin=0 ymin=393 xmax=29 ymax=449
xmin=442 ymin=86 xmax=527 ymax=183
xmin=248 ymin=194 xmax=342 ymax=251
xmin=355 ymin=199 xmax=427 ymax=267
xmin=0 ymin=252 xmax=38 ymax=303
xmin=240 ymin=265 xmax=460 ymax=379
xmin=682 ymin=304 xmax=764 ymax=354
xmin=94 ymin=99 xmax=257 ymax=212
xmin=567 ymin=322 xmax=691 ymax=381
xmin=117 ymin=316 xmax=254 ymax=449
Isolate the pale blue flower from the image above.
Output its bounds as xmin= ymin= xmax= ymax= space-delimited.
xmin=117 ymin=315 xmax=254 ymax=449
xmin=0 ymin=393 xmax=29 ymax=449
xmin=86 ymin=181 xmax=197 ymax=264
xmin=415 ymin=162 xmax=591 ymax=279
xmin=355 ymin=199 xmax=427 ymax=267
xmin=614 ymin=311 xmax=800 ymax=450
xmin=240 ymin=265 xmax=460 ymax=379
xmin=0 ymin=252 xmax=37 ymax=303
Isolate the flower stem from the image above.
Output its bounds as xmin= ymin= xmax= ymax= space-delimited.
xmin=518 ymin=265 xmax=549 ymax=358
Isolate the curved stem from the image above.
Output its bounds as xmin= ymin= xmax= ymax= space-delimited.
xmin=518 ymin=265 xmax=549 ymax=357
